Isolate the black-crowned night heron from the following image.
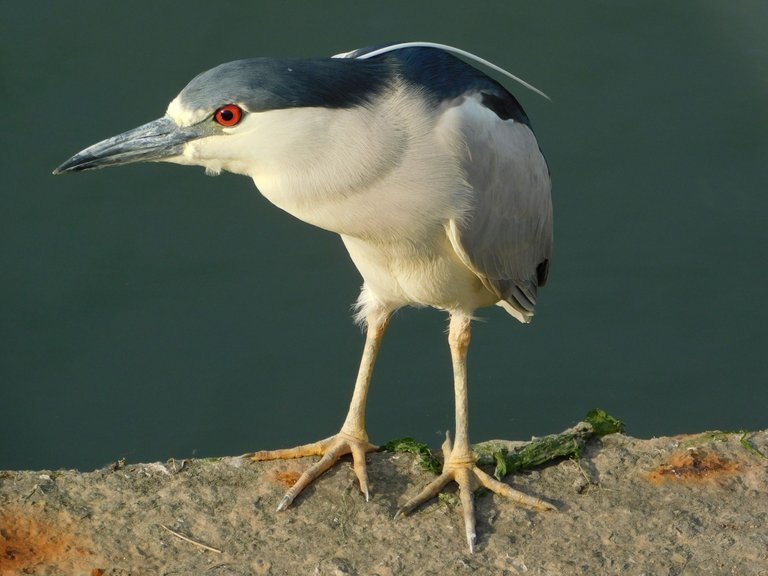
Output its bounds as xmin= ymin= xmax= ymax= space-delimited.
xmin=55 ymin=42 xmax=554 ymax=552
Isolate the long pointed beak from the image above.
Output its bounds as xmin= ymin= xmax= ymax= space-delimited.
xmin=53 ymin=116 xmax=196 ymax=175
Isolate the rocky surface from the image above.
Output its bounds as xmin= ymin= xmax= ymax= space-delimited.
xmin=1 ymin=430 xmax=767 ymax=575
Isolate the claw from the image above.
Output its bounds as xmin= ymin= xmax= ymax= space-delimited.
xmin=467 ymin=530 xmax=476 ymax=554
xmin=456 ymin=467 xmax=477 ymax=552
xmin=276 ymin=494 xmax=292 ymax=512
xmin=351 ymin=442 xmax=372 ymax=501
xmin=249 ymin=432 xmax=376 ymax=510
xmin=398 ymin=435 xmax=554 ymax=552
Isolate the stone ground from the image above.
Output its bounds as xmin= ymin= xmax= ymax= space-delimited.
xmin=1 ymin=430 xmax=766 ymax=576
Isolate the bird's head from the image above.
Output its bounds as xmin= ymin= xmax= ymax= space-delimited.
xmin=53 ymin=57 xmax=389 ymax=178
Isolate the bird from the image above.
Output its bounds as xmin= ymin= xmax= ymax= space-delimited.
xmin=54 ymin=41 xmax=555 ymax=552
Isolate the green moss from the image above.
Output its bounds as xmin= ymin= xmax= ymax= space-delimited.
xmin=380 ymin=437 xmax=442 ymax=474
xmin=383 ymin=409 xmax=626 ymax=481
xmin=679 ymin=430 xmax=767 ymax=460
xmin=739 ymin=431 xmax=768 ymax=459
xmin=474 ymin=408 xmax=625 ymax=480
xmin=583 ymin=408 xmax=625 ymax=436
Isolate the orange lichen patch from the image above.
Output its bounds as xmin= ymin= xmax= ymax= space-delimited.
xmin=646 ymin=449 xmax=740 ymax=484
xmin=0 ymin=505 xmax=91 ymax=576
xmin=271 ymin=469 xmax=302 ymax=489
xmin=91 ymin=569 xmax=106 ymax=576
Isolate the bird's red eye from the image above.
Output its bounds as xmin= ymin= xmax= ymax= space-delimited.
xmin=214 ymin=104 xmax=242 ymax=127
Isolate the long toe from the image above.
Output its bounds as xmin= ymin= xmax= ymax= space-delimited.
xmin=350 ymin=441 xmax=373 ymax=501
xmin=455 ymin=467 xmax=477 ymax=553
xmin=395 ymin=471 xmax=453 ymax=518
xmin=244 ymin=436 xmax=336 ymax=461
xmin=244 ymin=433 xmax=376 ymax=510
xmin=398 ymin=459 xmax=555 ymax=552
xmin=473 ymin=466 xmax=557 ymax=511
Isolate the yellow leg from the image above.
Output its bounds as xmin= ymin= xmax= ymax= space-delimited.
xmin=245 ymin=309 xmax=390 ymax=510
xmin=396 ymin=312 xmax=555 ymax=552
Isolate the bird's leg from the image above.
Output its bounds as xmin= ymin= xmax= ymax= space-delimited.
xmin=397 ymin=312 xmax=555 ymax=552
xmin=246 ymin=309 xmax=390 ymax=510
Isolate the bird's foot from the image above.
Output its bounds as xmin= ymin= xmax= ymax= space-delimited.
xmin=244 ymin=431 xmax=376 ymax=510
xmin=396 ymin=432 xmax=555 ymax=553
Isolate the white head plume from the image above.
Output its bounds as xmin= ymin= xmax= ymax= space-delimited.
xmin=333 ymin=41 xmax=550 ymax=101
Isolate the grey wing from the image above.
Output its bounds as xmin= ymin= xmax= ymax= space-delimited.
xmin=449 ymin=95 xmax=553 ymax=321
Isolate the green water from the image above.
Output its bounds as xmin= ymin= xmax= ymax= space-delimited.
xmin=1 ymin=1 xmax=766 ymax=470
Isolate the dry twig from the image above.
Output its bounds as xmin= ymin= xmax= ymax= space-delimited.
xmin=159 ymin=523 xmax=222 ymax=554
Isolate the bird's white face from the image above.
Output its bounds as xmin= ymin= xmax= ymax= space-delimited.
xmin=159 ymin=86 xmax=445 ymax=238
xmin=165 ymin=96 xmax=210 ymax=127
xmin=162 ymin=96 xmax=263 ymax=177
xmin=51 ymin=87 xmax=320 ymax=180
xmin=163 ymin=95 xmax=348 ymax=183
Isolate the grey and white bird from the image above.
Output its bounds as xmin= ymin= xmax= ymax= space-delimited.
xmin=54 ymin=41 xmax=555 ymax=552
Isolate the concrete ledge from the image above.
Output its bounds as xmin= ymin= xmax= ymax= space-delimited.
xmin=1 ymin=430 xmax=767 ymax=575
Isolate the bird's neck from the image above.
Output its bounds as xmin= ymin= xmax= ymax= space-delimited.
xmin=247 ymin=85 xmax=467 ymax=240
